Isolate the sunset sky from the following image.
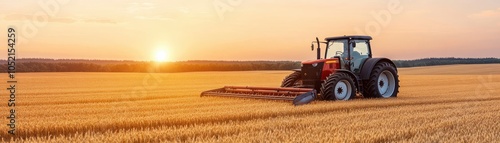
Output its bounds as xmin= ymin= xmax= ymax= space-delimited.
xmin=1 ymin=0 xmax=499 ymax=61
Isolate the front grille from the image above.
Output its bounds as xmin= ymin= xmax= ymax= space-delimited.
xmin=301 ymin=63 xmax=323 ymax=88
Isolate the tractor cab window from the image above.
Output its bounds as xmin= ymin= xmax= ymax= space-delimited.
xmin=326 ymin=39 xmax=348 ymax=59
xmin=351 ymin=40 xmax=371 ymax=72
xmin=352 ymin=40 xmax=370 ymax=59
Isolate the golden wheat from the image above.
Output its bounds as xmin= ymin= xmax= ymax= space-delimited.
xmin=1 ymin=65 xmax=499 ymax=142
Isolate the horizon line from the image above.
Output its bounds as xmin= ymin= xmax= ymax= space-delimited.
xmin=1 ymin=57 xmax=499 ymax=63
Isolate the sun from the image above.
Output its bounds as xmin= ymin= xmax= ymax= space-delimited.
xmin=154 ymin=49 xmax=169 ymax=62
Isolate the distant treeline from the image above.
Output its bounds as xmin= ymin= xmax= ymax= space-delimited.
xmin=0 ymin=59 xmax=300 ymax=72
xmin=393 ymin=58 xmax=500 ymax=67
xmin=1 ymin=57 xmax=499 ymax=73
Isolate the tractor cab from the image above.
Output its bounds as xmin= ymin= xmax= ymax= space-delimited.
xmin=308 ymin=36 xmax=372 ymax=74
xmin=321 ymin=36 xmax=372 ymax=74
xmin=299 ymin=36 xmax=374 ymax=90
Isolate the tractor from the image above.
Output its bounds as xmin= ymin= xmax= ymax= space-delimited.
xmin=201 ymin=35 xmax=399 ymax=105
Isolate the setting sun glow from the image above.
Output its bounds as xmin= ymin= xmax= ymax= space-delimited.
xmin=154 ymin=49 xmax=169 ymax=62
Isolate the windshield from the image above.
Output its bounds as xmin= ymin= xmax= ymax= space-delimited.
xmin=326 ymin=39 xmax=348 ymax=59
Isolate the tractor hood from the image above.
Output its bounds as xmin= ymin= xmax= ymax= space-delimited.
xmin=301 ymin=59 xmax=330 ymax=64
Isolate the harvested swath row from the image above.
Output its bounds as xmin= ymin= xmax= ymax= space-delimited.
xmin=7 ymin=96 xmax=500 ymax=140
xmin=18 ymin=97 xmax=257 ymax=118
xmin=19 ymin=86 xmax=199 ymax=100
xmin=21 ymin=86 xmax=194 ymax=98
xmin=18 ymin=90 xmax=266 ymax=106
xmin=10 ymin=98 xmax=500 ymax=142
xmin=18 ymin=93 xmax=195 ymax=106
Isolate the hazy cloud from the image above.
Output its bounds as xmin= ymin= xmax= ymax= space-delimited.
xmin=469 ymin=8 xmax=500 ymax=19
xmin=51 ymin=18 xmax=77 ymax=23
xmin=3 ymin=14 xmax=76 ymax=23
xmin=134 ymin=15 xmax=176 ymax=21
xmin=3 ymin=14 xmax=28 ymax=21
xmin=128 ymin=2 xmax=156 ymax=13
xmin=82 ymin=19 xmax=119 ymax=24
xmin=3 ymin=14 xmax=117 ymax=24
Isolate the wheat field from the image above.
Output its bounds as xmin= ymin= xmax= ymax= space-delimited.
xmin=1 ymin=64 xmax=499 ymax=142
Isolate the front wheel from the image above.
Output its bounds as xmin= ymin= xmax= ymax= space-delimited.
xmin=281 ymin=71 xmax=302 ymax=87
xmin=363 ymin=62 xmax=399 ymax=98
xmin=319 ymin=72 xmax=356 ymax=100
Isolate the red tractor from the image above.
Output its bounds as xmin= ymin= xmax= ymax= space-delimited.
xmin=201 ymin=35 xmax=399 ymax=105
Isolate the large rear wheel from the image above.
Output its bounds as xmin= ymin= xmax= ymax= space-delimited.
xmin=319 ymin=72 xmax=356 ymax=100
xmin=281 ymin=71 xmax=302 ymax=87
xmin=363 ymin=62 xmax=399 ymax=98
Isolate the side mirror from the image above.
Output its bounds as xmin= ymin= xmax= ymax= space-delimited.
xmin=351 ymin=42 xmax=356 ymax=48
xmin=311 ymin=43 xmax=314 ymax=51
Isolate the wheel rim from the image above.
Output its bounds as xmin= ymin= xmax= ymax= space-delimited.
xmin=378 ymin=70 xmax=395 ymax=98
xmin=334 ymin=80 xmax=352 ymax=100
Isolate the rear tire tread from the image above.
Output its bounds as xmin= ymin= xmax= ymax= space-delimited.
xmin=362 ymin=62 xmax=399 ymax=98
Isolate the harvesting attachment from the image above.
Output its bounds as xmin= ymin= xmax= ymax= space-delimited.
xmin=200 ymin=86 xmax=316 ymax=105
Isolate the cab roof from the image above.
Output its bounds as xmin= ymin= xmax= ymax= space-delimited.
xmin=325 ymin=35 xmax=372 ymax=41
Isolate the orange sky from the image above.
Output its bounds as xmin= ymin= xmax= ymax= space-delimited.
xmin=1 ymin=0 xmax=499 ymax=61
